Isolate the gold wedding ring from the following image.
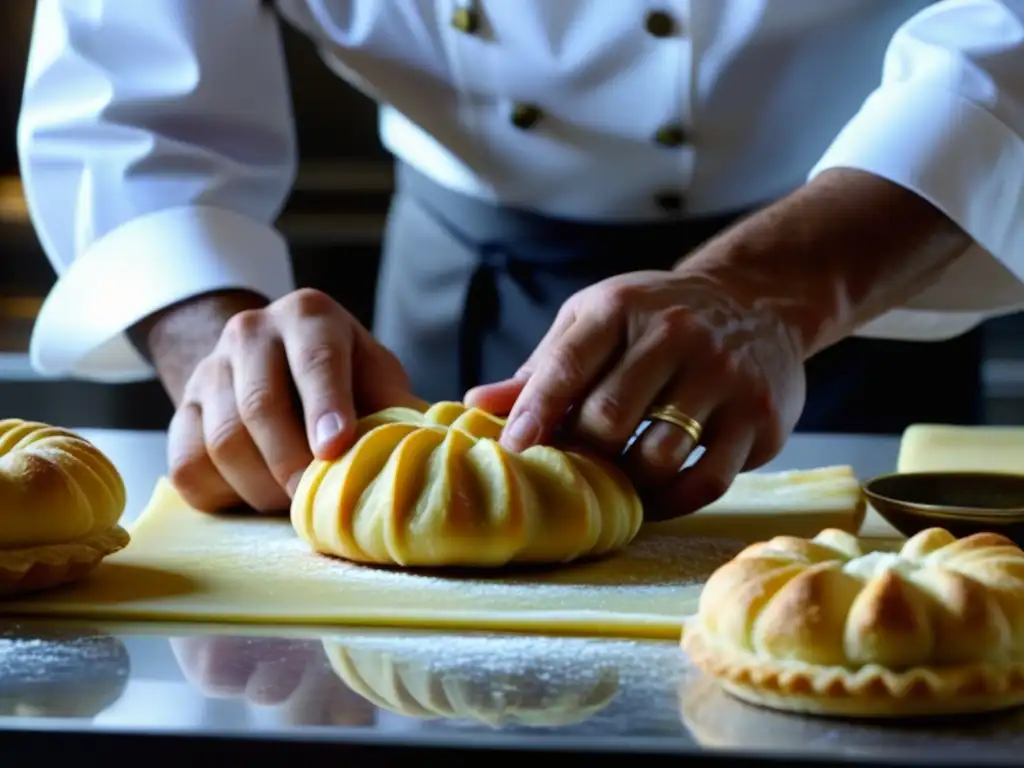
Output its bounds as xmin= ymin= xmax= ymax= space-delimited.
xmin=646 ymin=404 xmax=703 ymax=444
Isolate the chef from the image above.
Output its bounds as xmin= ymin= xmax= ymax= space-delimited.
xmin=18 ymin=1 xmax=1024 ymax=520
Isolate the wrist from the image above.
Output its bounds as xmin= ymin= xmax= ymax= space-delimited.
xmin=129 ymin=289 xmax=269 ymax=403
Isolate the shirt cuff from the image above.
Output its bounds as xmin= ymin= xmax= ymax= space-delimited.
xmin=810 ymin=82 xmax=1024 ymax=341
xmin=30 ymin=205 xmax=296 ymax=382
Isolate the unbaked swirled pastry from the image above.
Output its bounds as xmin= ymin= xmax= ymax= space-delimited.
xmin=291 ymin=402 xmax=643 ymax=568
xmin=683 ymin=527 xmax=1024 ymax=717
xmin=0 ymin=419 xmax=130 ymax=596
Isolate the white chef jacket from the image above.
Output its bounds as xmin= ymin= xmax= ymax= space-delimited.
xmin=17 ymin=0 xmax=1024 ymax=382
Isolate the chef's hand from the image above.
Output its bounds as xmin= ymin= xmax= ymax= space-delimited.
xmin=169 ymin=636 xmax=375 ymax=726
xmin=467 ymin=170 xmax=974 ymax=521
xmin=466 ymin=264 xmax=807 ymax=520
xmin=138 ymin=288 xmax=422 ymax=514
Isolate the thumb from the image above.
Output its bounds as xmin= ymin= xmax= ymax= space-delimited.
xmin=464 ymin=377 xmax=525 ymax=417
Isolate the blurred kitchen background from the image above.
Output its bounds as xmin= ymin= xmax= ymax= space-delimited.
xmin=2 ymin=5 xmax=1024 ymax=430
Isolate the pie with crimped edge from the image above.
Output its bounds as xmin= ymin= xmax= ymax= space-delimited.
xmin=682 ymin=527 xmax=1024 ymax=717
xmin=0 ymin=419 xmax=130 ymax=596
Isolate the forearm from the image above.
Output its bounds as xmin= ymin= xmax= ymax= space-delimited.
xmin=683 ymin=169 xmax=972 ymax=358
xmin=129 ymin=290 xmax=269 ymax=404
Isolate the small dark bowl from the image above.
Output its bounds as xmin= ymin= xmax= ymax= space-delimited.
xmin=863 ymin=472 xmax=1024 ymax=546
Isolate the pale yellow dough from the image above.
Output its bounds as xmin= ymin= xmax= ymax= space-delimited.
xmin=899 ymin=423 xmax=1024 ymax=473
xmin=0 ymin=463 xmax=863 ymax=637
xmin=683 ymin=527 xmax=1024 ymax=717
xmin=291 ymin=402 xmax=644 ymax=568
xmin=648 ymin=465 xmax=866 ymax=540
xmin=0 ymin=419 xmax=130 ymax=596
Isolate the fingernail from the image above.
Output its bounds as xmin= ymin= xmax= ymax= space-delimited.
xmin=315 ymin=412 xmax=344 ymax=450
xmin=648 ymin=423 xmax=694 ymax=467
xmin=286 ymin=469 xmax=306 ymax=497
xmin=502 ymin=412 xmax=540 ymax=451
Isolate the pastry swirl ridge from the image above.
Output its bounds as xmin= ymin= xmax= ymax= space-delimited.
xmin=0 ymin=419 xmax=129 ymax=595
xmin=683 ymin=527 xmax=1024 ymax=716
xmin=291 ymin=402 xmax=643 ymax=568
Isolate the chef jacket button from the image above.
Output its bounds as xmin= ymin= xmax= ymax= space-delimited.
xmin=655 ymin=191 xmax=684 ymax=214
xmin=451 ymin=6 xmax=480 ymax=34
xmin=645 ymin=10 xmax=676 ymax=38
xmin=510 ymin=103 xmax=543 ymax=130
xmin=655 ymin=124 xmax=687 ymax=147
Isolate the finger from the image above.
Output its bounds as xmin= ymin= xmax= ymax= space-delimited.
xmin=502 ymin=314 xmax=620 ymax=453
xmin=167 ymin=402 xmax=240 ymax=513
xmin=512 ymin=304 xmax=577 ymax=382
xmin=646 ymin=415 xmax=756 ymax=522
xmin=623 ymin=378 xmax=723 ymax=491
xmin=231 ymin=329 xmax=313 ymax=497
xmin=240 ymin=640 xmax=314 ymax=705
xmin=245 ymin=655 xmax=310 ymax=706
xmin=280 ymin=316 xmax=358 ymax=461
xmin=352 ymin=327 xmax=428 ymax=413
xmin=574 ymin=325 xmax=681 ymax=453
xmin=201 ymin=358 xmax=291 ymax=513
xmin=169 ymin=637 xmax=256 ymax=697
xmin=462 ymin=377 xmax=524 ymax=416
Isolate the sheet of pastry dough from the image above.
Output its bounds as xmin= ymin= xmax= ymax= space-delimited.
xmin=898 ymin=424 xmax=1024 ymax=474
xmin=648 ymin=465 xmax=866 ymax=540
xmin=0 ymin=465 xmax=867 ymax=638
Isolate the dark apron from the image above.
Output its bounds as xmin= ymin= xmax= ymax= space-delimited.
xmin=372 ymin=163 xmax=982 ymax=435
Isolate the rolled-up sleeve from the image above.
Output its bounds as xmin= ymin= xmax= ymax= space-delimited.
xmin=19 ymin=0 xmax=298 ymax=382
xmin=810 ymin=0 xmax=1024 ymax=341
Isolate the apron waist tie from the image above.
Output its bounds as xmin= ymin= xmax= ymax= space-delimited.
xmin=459 ymin=245 xmax=552 ymax=392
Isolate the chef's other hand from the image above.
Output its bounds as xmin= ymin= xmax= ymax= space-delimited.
xmin=167 ymin=288 xmax=421 ymax=514
xmin=466 ymin=266 xmax=807 ymax=520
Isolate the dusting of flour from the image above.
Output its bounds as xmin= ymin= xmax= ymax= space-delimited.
xmin=186 ymin=516 xmax=743 ymax=601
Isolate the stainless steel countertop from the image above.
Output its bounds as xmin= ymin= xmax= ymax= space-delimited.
xmin=2 ymin=431 xmax=1020 ymax=764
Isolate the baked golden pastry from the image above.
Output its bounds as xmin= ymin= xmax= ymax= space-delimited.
xmin=682 ymin=527 xmax=1024 ymax=717
xmin=291 ymin=401 xmax=643 ymax=568
xmin=0 ymin=419 xmax=130 ymax=596
xmin=323 ymin=638 xmax=618 ymax=727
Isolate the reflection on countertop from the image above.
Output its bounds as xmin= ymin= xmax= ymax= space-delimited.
xmin=1 ymin=621 xmax=689 ymax=741
xmin=1 ymin=618 xmax=1023 ymax=762
xmin=680 ymin=670 xmax=1024 ymax=761
xmin=0 ymin=623 xmax=129 ymax=720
